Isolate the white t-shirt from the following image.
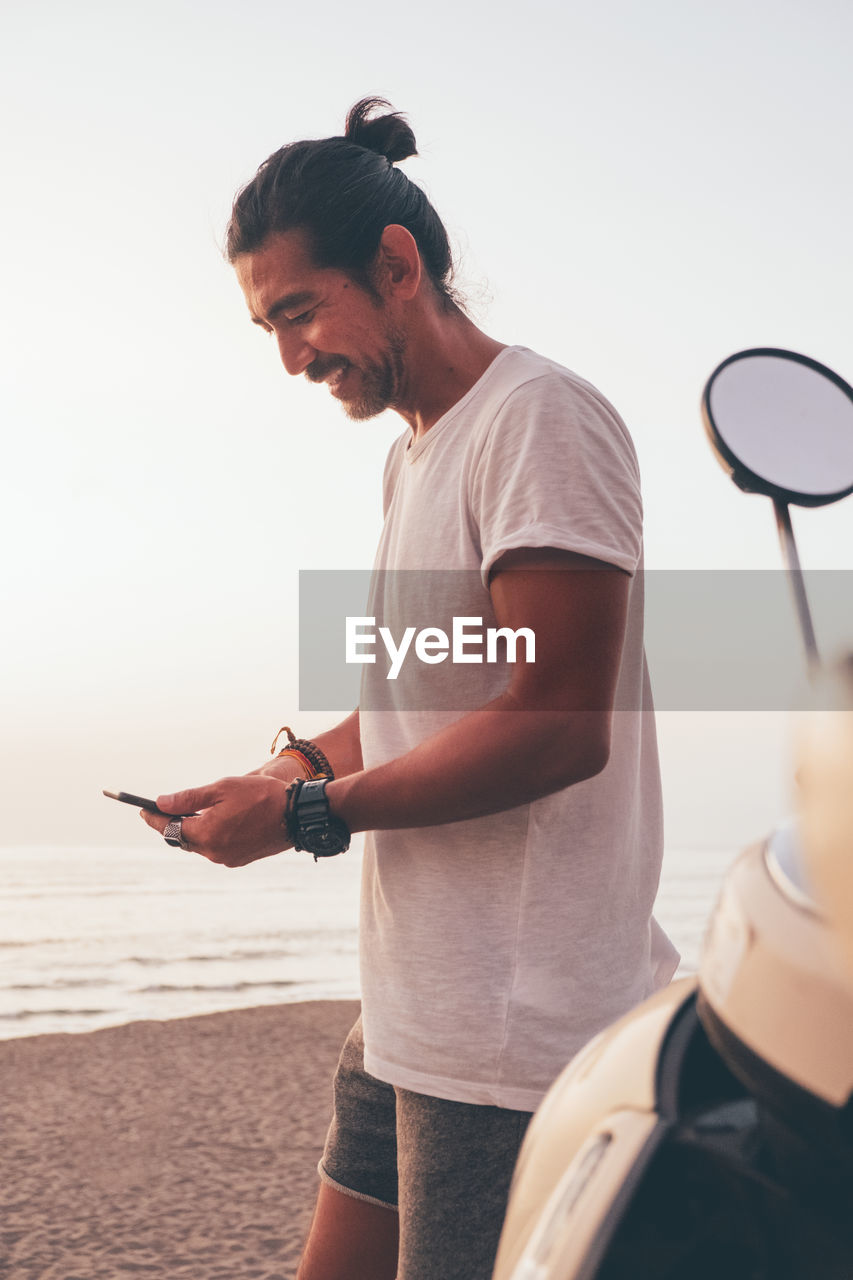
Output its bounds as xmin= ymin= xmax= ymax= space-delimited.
xmin=357 ymin=345 xmax=679 ymax=1110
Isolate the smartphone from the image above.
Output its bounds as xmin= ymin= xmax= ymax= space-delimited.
xmin=103 ymin=789 xmax=164 ymax=814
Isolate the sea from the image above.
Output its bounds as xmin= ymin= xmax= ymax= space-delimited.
xmin=0 ymin=841 xmax=738 ymax=1041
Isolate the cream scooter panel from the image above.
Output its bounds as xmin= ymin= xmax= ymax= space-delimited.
xmin=494 ymin=981 xmax=693 ymax=1280
xmin=799 ymin=665 xmax=853 ymax=987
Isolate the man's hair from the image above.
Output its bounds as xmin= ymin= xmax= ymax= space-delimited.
xmin=225 ymin=97 xmax=460 ymax=309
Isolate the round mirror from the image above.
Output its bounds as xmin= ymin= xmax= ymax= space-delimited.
xmin=702 ymin=348 xmax=853 ymax=507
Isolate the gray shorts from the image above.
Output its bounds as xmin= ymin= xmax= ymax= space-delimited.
xmin=319 ymin=1017 xmax=532 ymax=1280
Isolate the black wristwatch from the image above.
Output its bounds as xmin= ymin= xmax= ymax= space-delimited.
xmin=289 ymin=778 xmax=351 ymax=860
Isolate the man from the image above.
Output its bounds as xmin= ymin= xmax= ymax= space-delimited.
xmin=143 ymin=97 xmax=678 ymax=1280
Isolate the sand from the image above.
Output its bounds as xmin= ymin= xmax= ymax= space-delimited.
xmin=0 ymin=1000 xmax=360 ymax=1280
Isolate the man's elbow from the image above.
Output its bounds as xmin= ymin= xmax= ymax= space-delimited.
xmin=538 ymin=716 xmax=612 ymax=793
xmin=570 ymin=732 xmax=611 ymax=785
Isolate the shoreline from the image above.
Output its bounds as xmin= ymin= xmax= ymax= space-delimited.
xmin=0 ymin=987 xmax=363 ymax=1046
xmin=0 ymin=999 xmax=359 ymax=1279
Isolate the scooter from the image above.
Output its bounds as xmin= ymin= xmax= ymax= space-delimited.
xmin=493 ymin=348 xmax=853 ymax=1280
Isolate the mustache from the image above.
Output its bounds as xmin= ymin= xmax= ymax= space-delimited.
xmin=305 ymin=356 xmax=349 ymax=383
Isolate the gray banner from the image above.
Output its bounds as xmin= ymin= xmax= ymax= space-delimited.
xmin=298 ymin=569 xmax=853 ymax=711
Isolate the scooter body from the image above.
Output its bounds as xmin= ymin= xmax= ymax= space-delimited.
xmin=496 ymin=834 xmax=853 ymax=1280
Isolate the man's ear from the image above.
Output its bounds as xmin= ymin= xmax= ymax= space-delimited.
xmin=376 ymin=224 xmax=422 ymax=300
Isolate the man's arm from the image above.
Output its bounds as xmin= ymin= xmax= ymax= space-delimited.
xmin=328 ymin=548 xmax=629 ymax=832
xmin=142 ymin=550 xmax=629 ymax=864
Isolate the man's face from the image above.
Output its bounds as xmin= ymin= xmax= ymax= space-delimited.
xmin=234 ymin=229 xmax=407 ymax=421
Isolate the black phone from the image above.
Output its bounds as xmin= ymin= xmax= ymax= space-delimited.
xmin=103 ymin=789 xmax=163 ymax=814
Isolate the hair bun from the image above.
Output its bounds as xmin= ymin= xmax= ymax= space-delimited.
xmin=345 ymin=96 xmax=417 ymax=164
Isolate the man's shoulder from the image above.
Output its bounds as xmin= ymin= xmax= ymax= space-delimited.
xmin=379 ymin=346 xmax=632 ymax=507
xmin=467 ymin=347 xmax=635 ymax=471
xmin=488 ymin=347 xmax=625 ymax=424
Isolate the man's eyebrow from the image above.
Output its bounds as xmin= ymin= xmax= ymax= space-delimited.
xmin=251 ymin=291 xmax=316 ymax=326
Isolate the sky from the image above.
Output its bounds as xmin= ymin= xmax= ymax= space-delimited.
xmin=1 ymin=0 xmax=851 ymax=848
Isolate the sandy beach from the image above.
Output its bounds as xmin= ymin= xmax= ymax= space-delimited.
xmin=0 ymin=999 xmax=359 ymax=1280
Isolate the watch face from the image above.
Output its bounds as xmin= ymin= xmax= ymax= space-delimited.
xmin=294 ymin=779 xmax=350 ymax=858
xmin=310 ymin=825 xmax=349 ymax=857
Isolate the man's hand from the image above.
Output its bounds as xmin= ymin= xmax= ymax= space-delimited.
xmin=140 ymin=772 xmax=297 ymax=867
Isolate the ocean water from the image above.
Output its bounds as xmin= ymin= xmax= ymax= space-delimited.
xmin=0 ymin=841 xmax=739 ymax=1041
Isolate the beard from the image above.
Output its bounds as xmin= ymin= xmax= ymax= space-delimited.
xmin=305 ymin=324 xmax=407 ymax=421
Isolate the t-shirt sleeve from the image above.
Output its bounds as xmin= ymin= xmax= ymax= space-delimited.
xmin=469 ymin=372 xmax=643 ymax=588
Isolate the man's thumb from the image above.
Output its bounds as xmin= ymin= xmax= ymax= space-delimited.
xmin=156 ymin=785 xmax=217 ymax=815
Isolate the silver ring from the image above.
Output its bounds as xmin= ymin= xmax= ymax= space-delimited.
xmin=163 ymin=818 xmax=189 ymax=851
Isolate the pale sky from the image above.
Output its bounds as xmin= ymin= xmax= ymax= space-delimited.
xmin=1 ymin=0 xmax=851 ymax=847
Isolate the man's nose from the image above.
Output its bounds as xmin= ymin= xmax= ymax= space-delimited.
xmin=277 ymin=331 xmax=315 ymax=376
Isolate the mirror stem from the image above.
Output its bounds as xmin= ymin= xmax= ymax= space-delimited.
xmin=773 ymin=498 xmax=821 ymax=678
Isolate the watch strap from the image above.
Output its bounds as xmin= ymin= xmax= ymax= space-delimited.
xmin=287 ymin=777 xmax=351 ymax=860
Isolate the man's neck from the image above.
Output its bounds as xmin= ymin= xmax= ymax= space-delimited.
xmin=392 ymin=307 xmax=507 ymax=441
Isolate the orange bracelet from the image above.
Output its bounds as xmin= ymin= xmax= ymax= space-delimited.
xmin=276 ymin=748 xmax=318 ymax=780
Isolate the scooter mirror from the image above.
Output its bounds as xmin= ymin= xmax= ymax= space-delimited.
xmin=702 ymin=348 xmax=853 ymax=507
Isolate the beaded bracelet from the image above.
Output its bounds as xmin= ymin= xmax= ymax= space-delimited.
xmin=270 ymin=726 xmax=334 ymax=780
